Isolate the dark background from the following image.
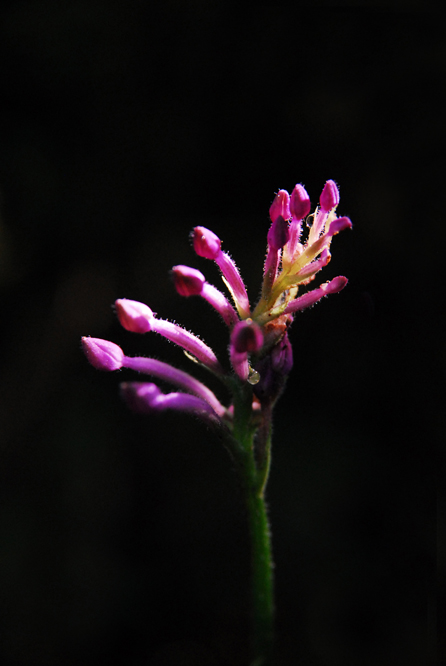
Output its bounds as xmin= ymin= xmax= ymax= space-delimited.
xmin=0 ymin=3 xmax=443 ymax=665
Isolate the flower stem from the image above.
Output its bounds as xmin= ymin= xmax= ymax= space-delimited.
xmin=229 ymin=383 xmax=275 ymax=665
xmin=245 ymin=480 xmax=274 ymax=666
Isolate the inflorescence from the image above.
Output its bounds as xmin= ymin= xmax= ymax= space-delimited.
xmin=82 ymin=180 xmax=351 ymax=431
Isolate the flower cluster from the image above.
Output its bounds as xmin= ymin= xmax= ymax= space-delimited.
xmin=82 ymin=180 xmax=351 ymax=431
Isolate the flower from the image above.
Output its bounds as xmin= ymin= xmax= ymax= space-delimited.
xmin=82 ymin=180 xmax=351 ymax=430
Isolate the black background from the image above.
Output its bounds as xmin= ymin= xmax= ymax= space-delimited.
xmin=0 ymin=3 xmax=443 ymax=665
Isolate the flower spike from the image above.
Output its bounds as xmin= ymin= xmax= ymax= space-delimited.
xmin=83 ymin=178 xmax=350 ymax=425
xmin=82 ymin=177 xmax=351 ymax=666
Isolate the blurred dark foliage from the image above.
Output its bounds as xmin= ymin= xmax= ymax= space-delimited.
xmin=0 ymin=3 xmax=443 ymax=665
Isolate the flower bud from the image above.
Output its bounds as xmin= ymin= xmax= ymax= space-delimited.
xmin=270 ymin=334 xmax=293 ymax=375
xmin=171 ymin=265 xmax=205 ymax=296
xmin=252 ymin=335 xmax=292 ymax=404
xmin=320 ymin=179 xmax=340 ymax=211
xmin=192 ymin=226 xmax=221 ymax=259
xmin=328 ymin=216 xmax=352 ymax=236
xmin=81 ymin=337 xmax=124 ymax=371
xmin=320 ymin=276 xmax=348 ymax=294
xmin=290 ymin=184 xmax=311 ymax=220
xmin=269 ymin=190 xmax=290 ymax=223
xmin=267 ymin=215 xmax=290 ymax=251
xmin=231 ymin=319 xmax=263 ymax=354
xmin=115 ymin=299 xmax=154 ymax=334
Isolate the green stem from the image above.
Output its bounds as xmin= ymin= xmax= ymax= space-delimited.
xmin=245 ymin=480 xmax=274 ymax=666
xmin=229 ymin=383 xmax=275 ymax=665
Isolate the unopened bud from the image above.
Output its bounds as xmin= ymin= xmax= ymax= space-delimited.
xmin=81 ymin=337 xmax=124 ymax=371
xmin=171 ymin=265 xmax=205 ymax=296
xmin=231 ymin=319 xmax=263 ymax=354
xmin=267 ymin=215 xmax=290 ymax=251
xmin=290 ymin=184 xmax=311 ymax=220
xmin=269 ymin=190 xmax=290 ymax=223
xmin=271 ymin=334 xmax=293 ymax=375
xmin=320 ymin=180 xmax=340 ymax=211
xmin=192 ymin=226 xmax=221 ymax=260
xmin=115 ymin=299 xmax=154 ymax=334
xmin=328 ymin=216 xmax=352 ymax=236
xmin=320 ymin=276 xmax=348 ymax=294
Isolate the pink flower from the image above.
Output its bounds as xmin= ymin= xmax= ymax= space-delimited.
xmin=82 ymin=179 xmax=351 ymax=427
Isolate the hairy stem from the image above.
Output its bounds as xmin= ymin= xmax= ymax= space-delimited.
xmin=229 ymin=384 xmax=274 ymax=665
xmin=245 ymin=479 xmax=274 ymax=666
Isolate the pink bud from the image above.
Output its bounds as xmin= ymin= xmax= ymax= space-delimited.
xmin=81 ymin=337 xmax=124 ymax=371
xmin=290 ymin=184 xmax=311 ymax=220
xmin=271 ymin=334 xmax=293 ymax=375
xmin=320 ymin=276 xmax=348 ymax=294
xmin=171 ymin=265 xmax=205 ymax=297
xmin=231 ymin=319 xmax=263 ymax=354
xmin=192 ymin=226 xmax=221 ymax=259
xmin=269 ymin=189 xmax=290 ymax=223
xmin=115 ymin=299 xmax=154 ymax=334
xmin=267 ymin=215 xmax=290 ymax=251
xmin=328 ymin=216 xmax=352 ymax=236
xmin=320 ymin=180 xmax=340 ymax=211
